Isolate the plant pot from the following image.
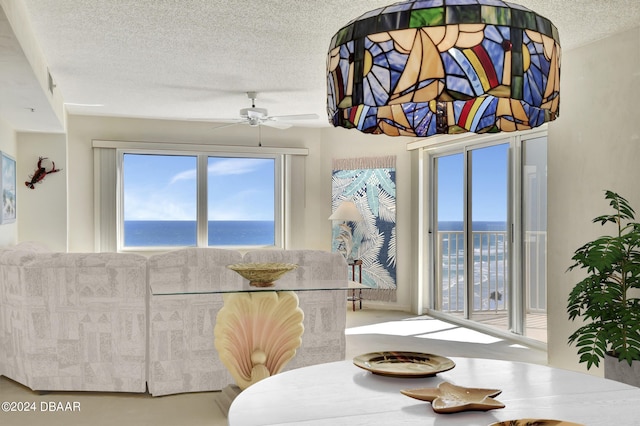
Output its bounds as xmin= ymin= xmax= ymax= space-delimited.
xmin=604 ymin=353 xmax=640 ymax=387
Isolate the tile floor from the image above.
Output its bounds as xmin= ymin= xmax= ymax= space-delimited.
xmin=0 ymin=309 xmax=547 ymax=426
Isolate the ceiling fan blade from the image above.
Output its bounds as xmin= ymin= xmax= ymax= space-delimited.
xmin=270 ymin=113 xmax=320 ymax=121
xmin=211 ymin=122 xmax=243 ymax=130
xmin=207 ymin=118 xmax=245 ymax=124
xmin=261 ymin=120 xmax=292 ymax=130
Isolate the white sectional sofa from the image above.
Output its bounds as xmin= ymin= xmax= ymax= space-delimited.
xmin=0 ymin=243 xmax=148 ymax=392
xmin=146 ymin=248 xmax=242 ymax=395
xmin=0 ymin=243 xmax=348 ymax=395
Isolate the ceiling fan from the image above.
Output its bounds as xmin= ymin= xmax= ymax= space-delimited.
xmin=213 ymin=92 xmax=319 ymax=129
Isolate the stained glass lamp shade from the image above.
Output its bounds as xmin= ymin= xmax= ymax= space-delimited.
xmin=326 ymin=0 xmax=561 ymax=137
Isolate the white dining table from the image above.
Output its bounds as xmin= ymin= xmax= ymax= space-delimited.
xmin=228 ymin=357 xmax=640 ymax=425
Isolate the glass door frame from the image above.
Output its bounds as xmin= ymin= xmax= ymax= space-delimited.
xmin=412 ymin=126 xmax=548 ymax=342
xmin=431 ymin=138 xmax=512 ymax=323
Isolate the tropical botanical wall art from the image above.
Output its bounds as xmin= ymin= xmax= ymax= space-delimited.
xmin=331 ymin=156 xmax=396 ymax=300
xmin=1 ymin=152 xmax=16 ymax=224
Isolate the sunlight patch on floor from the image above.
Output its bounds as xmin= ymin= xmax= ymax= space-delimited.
xmin=417 ymin=327 xmax=504 ymax=344
xmin=508 ymin=343 xmax=529 ymax=349
xmin=345 ymin=318 xmax=456 ymax=337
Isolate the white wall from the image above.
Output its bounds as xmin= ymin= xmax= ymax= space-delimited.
xmin=0 ymin=116 xmax=17 ymax=246
xmin=547 ymin=26 xmax=640 ymax=374
xmin=16 ymin=132 xmax=67 ymax=251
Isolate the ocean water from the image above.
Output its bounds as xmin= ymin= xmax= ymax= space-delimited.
xmin=124 ymin=220 xmax=275 ymax=247
xmin=438 ymin=220 xmax=506 ymax=232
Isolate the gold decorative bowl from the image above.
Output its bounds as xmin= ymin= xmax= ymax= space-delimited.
xmin=227 ymin=263 xmax=298 ymax=287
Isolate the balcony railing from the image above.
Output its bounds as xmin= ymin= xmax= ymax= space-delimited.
xmin=436 ymin=230 xmax=508 ymax=313
xmin=436 ymin=230 xmax=546 ymax=315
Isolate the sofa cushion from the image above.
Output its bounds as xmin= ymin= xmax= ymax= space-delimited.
xmin=0 ymin=251 xmax=148 ymax=392
xmin=148 ymin=247 xmax=243 ymax=294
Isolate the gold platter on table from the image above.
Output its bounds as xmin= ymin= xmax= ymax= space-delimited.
xmin=353 ymin=351 xmax=455 ymax=378
xmin=401 ymin=381 xmax=505 ymax=414
xmin=227 ymin=263 xmax=297 ymax=287
xmin=489 ymin=421 xmax=584 ymax=426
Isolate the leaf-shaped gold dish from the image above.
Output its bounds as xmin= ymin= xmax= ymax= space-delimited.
xmin=353 ymin=351 xmax=455 ymax=377
xmin=489 ymin=420 xmax=584 ymax=426
xmin=401 ymin=381 xmax=504 ymax=414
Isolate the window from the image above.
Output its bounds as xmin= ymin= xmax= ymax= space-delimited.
xmin=120 ymin=151 xmax=279 ymax=250
xmin=206 ymin=157 xmax=275 ymax=246
xmin=123 ymin=154 xmax=198 ymax=247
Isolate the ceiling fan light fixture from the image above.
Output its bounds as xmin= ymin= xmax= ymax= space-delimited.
xmin=326 ymin=0 xmax=561 ymax=138
xmin=240 ymin=107 xmax=268 ymax=119
xmin=210 ymin=91 xmax=319 ymax=130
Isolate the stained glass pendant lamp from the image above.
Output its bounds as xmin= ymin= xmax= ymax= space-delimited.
xmin=326 ymin=0 xmax=561 ymax=137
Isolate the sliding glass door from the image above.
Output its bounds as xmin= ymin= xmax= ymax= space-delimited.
xmin=434 ymin=143 xmax=509 ymax=327
xmin=521 ymin=136 xmax=548 ymax=341
xmin=430 ymin=132 xmax=547 ymax=341
xmin=434 ymin=153 xmax=465 ymax=314
xmin=469 ymin=144 xmax=509 ymax=324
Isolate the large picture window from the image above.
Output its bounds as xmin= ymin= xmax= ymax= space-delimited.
xmin=120 ymin=152 xmax=278 ymax=249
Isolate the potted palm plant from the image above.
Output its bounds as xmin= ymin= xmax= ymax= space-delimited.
xmin=567 ymin=190 xmax=640 ymax=386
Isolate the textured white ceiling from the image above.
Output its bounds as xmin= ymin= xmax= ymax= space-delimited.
xmin=3 ymin=0 xmax=640 ymax=132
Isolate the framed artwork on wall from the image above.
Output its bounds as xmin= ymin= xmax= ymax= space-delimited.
xmin=1 ymin=152 xmax=16 ymax=224
xmin=331 ymin=156 xmax=397 ymax=302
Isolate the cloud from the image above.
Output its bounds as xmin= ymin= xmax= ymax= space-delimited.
xmin=168 ymin=158 xmax=271 ymax=184
xmin=208 ymin=158 xmax=271 ymax=176
xmin=208 ymin=189 xmax=273 ymax=221
xmin=125 ymin=187 xmax=272 ymax=221
xmin=124 ymin=192 xmax=195 ymax=221
xmin=169 ymin=168 xmax=196 ymax=184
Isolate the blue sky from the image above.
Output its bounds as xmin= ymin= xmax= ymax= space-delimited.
xmin=437 ymin=143 xmax=508 ymax=222
xmin=123 ymin=146 xmax=507 ymax=224
xmin=123 ymin=154 xmax=274 ymax=221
